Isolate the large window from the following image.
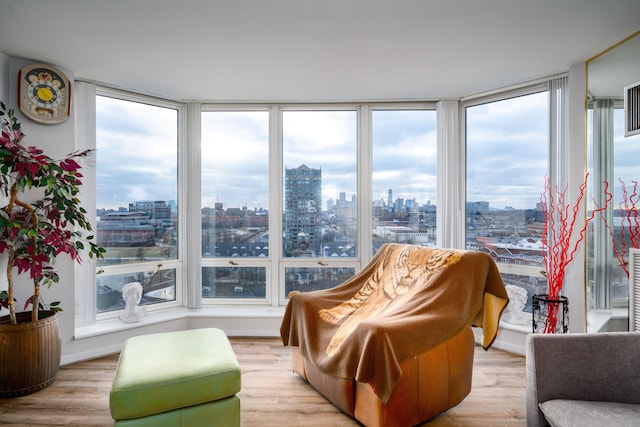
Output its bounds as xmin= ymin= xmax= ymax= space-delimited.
xmin=282 ymin=110 xmax=358 ymax=258
xmin=372 ymin=109 xmax=437 ymax=255
xmin=200 ymin=110 xmax=270 ymax=299
xmin=95 ymin=93 xmax=182 ymax=315
xmin=281 ymin=110 xmax=359 ymax=296
xmin=465 ymin=90 xmax=550 ymax=323
xmin=92 ymin=88 xmax=570 ymax=334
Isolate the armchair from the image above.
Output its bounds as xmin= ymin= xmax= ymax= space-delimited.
xmin=526 ymin=332 xmax=640 ymax=427
xmin=280 ymin=243 xmax=509 ymax=427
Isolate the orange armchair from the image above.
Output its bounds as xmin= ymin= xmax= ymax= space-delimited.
xmin=280 ymin=244 xmax=508 ymax=427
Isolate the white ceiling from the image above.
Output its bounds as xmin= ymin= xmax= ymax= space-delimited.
xmin=0 ymin=0 xmax=639 ymax=102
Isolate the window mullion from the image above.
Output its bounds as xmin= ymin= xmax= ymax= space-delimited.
xmin=186 ymin=102 xmax=202 ymax=309
xmin=270 ymin=105 xmax=283 ymax=307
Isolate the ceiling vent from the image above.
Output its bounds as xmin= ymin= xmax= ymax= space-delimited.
xmin=624 ymin=81 xmax=640 ymax=137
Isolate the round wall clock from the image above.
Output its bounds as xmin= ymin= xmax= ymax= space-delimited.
xmin=18 ymin=63 xmax=71 ymax=125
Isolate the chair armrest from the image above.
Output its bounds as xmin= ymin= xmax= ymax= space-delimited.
xmin=526 ymin=332 xmax=640 ymax=427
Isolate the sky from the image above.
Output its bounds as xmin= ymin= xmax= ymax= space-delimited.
xmin=95 ymin=93 xmax=639 ymax=213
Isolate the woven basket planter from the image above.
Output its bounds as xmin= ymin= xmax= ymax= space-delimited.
xmin=0 ymin=311 xmax=61 ymax=397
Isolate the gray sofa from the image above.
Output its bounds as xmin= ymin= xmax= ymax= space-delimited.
xmin=526 ymin=332 xmax=640 ymax=427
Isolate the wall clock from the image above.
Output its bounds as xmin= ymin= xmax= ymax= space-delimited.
xmin=18 ymin=63 xmax=71 ymax=125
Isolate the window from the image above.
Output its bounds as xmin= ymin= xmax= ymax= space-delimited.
xmin=587 ymin=101 xmax=640 ymax=315
xmin=612 ymin=109 xmax=640 ymax=295
xmin=282 ymin=110 xmax=358 ymax=258
xmin=282 ymin=110 xmax=359 ymax=296
xmin=465 ymin=90 xmax=550 ymax=323
xmin=372 ymin=109 xmax=437 ymax=255
xmin=95 ymin=93 xmax=182 ymax=315
xmin=200 ymin=110 xmax=270 ymax=300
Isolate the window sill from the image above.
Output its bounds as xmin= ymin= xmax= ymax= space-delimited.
xmin=474 ymin=320 xmax=529 ymax=356
xmin=74 ymin=305 xmax=286 ymax=340
xmin=587 ymin=308 xmax=628 ymax=332
xmin=73 ymin=305 xmax=527 ymax=366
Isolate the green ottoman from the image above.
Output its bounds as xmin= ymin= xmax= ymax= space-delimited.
xmin=110 ymin=328 xmax=241 ymax=427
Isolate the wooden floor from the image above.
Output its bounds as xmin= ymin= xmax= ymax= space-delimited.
xmin=0 ymin=338 xmax=526 ymax=426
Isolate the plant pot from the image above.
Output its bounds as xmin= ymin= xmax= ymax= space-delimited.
xmin=532 ymin=294 xmax=569 ymax=333
xmin=0 ymin=311 xmax=61 ymax=398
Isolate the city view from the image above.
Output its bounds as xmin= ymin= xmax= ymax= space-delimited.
xmin=95 ymin=175 xmax=634 ymax=316
xmin=94 ymin=179 xmax=550 ymax=312
xmin=94 ymin=96 xmax=635 ymax=317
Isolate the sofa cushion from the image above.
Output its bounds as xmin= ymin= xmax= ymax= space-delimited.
xmin=539 ymin=399 xmax=640 ymax=427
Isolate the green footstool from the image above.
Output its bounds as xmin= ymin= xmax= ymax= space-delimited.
xmin=110 ymin=328 xmax=241 ymax=427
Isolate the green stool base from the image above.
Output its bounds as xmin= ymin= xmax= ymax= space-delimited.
xmin=114 ymin=395 xmax=240 ymax=427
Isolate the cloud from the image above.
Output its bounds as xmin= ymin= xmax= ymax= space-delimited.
xmin=466 ymin=91 xmax=549 ymax=209
xmin=96 ymin=93 xmax=569 ymax=214
xmin=96 ymin=96 xmax=178 ymax=209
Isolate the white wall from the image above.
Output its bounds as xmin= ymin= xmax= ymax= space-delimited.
xmin=0 ymin=53 xmax=8 ymax=102
xmin=566 ymin=61 xmax=588 ymax=333
xmin=4 ymin=58 xmax=86 ymax=359
xmin=3 ymin=58 xmax=76 ymax=309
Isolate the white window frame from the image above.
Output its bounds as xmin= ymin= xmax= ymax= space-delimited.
xmin=93 ymin=88 xmax=187 ymax=321
xmin=462 ymin=82 xmax=557 ymax=276
xmin=198 ymin=102 xmax=437 ymax=307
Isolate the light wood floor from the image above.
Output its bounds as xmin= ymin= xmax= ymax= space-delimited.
xmin=0 ymin=337 xmax=526 ymax=426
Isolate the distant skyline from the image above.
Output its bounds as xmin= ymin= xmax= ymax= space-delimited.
xmin=96 ymin=93 xmax=638 ymax=214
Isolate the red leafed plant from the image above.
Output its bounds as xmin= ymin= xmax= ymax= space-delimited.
xmin=600 ymin=179 xmax=640 ymax=277
xmin=0 ymin=101 xmax=104 ymax=325
xmin=539 ymin=174 xmax=611 ymax=333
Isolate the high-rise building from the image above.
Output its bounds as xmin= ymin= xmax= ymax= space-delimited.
xmin=284 ymin=164 xmax=322 ymax=256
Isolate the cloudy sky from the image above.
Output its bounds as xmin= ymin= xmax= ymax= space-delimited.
xmin=96 ymin=93 xmax=639 ymax=213
xmin=467 ymin=92 xmax=548 ymax=210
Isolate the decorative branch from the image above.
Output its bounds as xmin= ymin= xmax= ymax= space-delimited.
xmin=540 ymin=174 xmax=611 ymax=333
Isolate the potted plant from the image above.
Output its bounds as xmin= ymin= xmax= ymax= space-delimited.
xmin=0 ymin=101 xmax=104 ymax=397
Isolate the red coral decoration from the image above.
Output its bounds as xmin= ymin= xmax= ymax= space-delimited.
xmin=601 ymin=179 xmax=640 ymax=277
xmin=539 ymin=174 xmax=611 ymax=333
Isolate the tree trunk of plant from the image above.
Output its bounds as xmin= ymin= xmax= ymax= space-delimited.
xmin=31 ymin=278 xmax=40 ymax=322
xmin=6 ymin=249 xmax=16 ymax=325
xmin=5 ymin=182 xmax=41 ymax=324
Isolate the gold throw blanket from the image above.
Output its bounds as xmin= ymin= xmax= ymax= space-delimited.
xmin=280 ymin=243 xmax=509 ymax=404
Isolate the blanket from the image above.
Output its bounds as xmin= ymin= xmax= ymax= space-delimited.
xmin=280 ymin=243 xmax=509 ymax=404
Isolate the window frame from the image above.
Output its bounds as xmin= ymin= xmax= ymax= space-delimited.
xmin=197 ymin=102 xmax=437 ymax=306
xmin=199 ymin=105 xmax=273 ymax=305
xmin=83 ymin=81 xmax=577 ymax=346
xmin=93 ymin=88 xmax=187 ymax=320
xmin=462 ymin=81 xmax=551 ymax=253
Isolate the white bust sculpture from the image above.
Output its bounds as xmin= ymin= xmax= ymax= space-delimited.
xmin=119 ymin=281 xmax=146 ymax=323
xmin=502 ymin=284 xmax=530 ymax=326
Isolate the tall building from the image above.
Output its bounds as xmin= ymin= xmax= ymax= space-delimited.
xmin=284 ymin=164 xmax=322 ymax=256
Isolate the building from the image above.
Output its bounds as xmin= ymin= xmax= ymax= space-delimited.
xmin=284 ymin=164 xmax=322 ymax=256
xmin=128 ymin=201 xmax=172 ymax=223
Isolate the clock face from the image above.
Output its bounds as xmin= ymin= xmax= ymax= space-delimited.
xmin=19 ymin=64 xmax=71 ymax=125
